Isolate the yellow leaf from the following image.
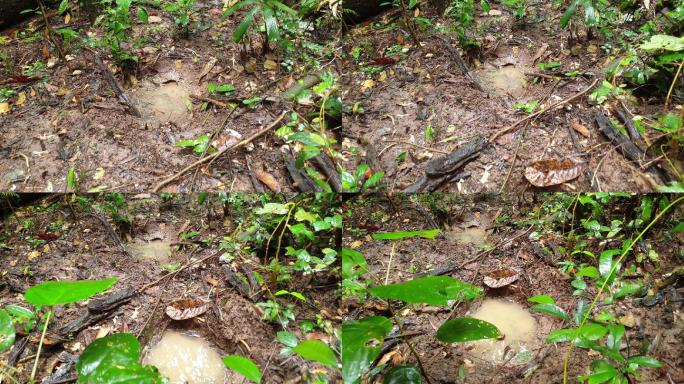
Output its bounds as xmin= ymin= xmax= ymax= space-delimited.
xmin=361 ymin=79 xmax=375 ymax=91
xmin=93 ymin=167 xmax=105 ymax=180
xmin=15 ymin=92 xmax=26 ymax=106
xmin=379 ymin=71 xmax=387 ymax=82
xmin=64 ymin=13 xmax=71 ymax=24
xmin=0 ymin=102 xmax=10 ymax=114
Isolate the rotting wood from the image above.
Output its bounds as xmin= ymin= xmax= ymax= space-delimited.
xmin=404 ymin=136 xmax=485 ymax=193
xmin=594 ymin=111 xmax=669 ymax=184
xmin=59 ymin=288 xmax=136 ymax=335
xmin=283 ymin=152 xmax=321 ymax=192
xmin=91 ymin=53 xmax=142 ymax=118
xmin=311 ymin=154 xmax=343 ymax=192
xmin=152 ymin=111 xmax=288 ymax=192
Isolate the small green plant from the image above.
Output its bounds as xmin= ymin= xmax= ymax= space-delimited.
xmin=502 ymin=0 xmax=528 ymax=20
xmin=512 ymin=99 xmax=539 ymax=114
xmin=207 ymin=82 xmax=236 ymax=95
xmin=176 ymin=134 xmax=217 ymax=155
xmin=93 ymin=0 xmax=143 ymax=69
xmin=164 ymin=0 xmax=197 ymax=36
xmin=223 ymin=0 xmax=297 ymax=48
xmin=0 ymin=89 xmax=16 ymax=102
xmin=223 ymin=355 xmax=262 ymax=383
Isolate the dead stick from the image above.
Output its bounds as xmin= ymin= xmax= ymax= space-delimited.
xmin=91 ymin=53 xmax=142 ymax=117
xmin=152 ymin=111 xmax=288 ymax=192
xmin=490 ymin=78 xmax=599 ymax=142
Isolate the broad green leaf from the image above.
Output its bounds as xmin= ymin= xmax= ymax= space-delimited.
xmin=137 ymin=7 xmax=148 ymax=23
xmin=530 ymin=303 xmax=569 ymax=321
xmin=368 ymin=276 xmax=481 ymax=306
xmin=437 ymin=317 xmax=501 ymax=343
xmin=276 ymin=331 xmax=298 ymax=348
xmin=0 ymin=309 xmax=16 ymax=353
xmin=560 ymin=0 xmax=580 ymax=28
xmin=342 ymin=316 xmax=392 ymax=384
xmin=261 ymin=6 xmax=280 ymax=43
xmin=613 ymin=282 xmax=641 ymax=300
xmin=546 ymin=328 xmax=576 ymax=343
xmin=76 ymin=333 xmax=140 ymax=382
xmin=341 ymin=249 xmax=368 ymax=280
xmin=383 ymin=365 xmax=422 ymax=384
xmin=294 ymin=209 xmax=317 ymax=223
xmin=606 ymin=324 xmax=625 ymax=353
xmin=599 ymin=250 xmax=620 ymax=278
xmin=25 ymin=277 xmax=117 ymax=307
xmin=293 ymin=340 xmax=337 ymax=367
xmin=372 ymin=229 xmax=440 ymax=240
xmin=587 ymin=360 xmax=618 ymax=384
xmin=223 ymin=355 xmax=262 ymax=383
xmin=627 ymin=356 xmax=662 ymax=368
xmin=255 ymin=203 xmax=290 ymax=215
xmin=673 ymin=222 xmax=684 ymax=233
xmin=528 ymin=294 xmax=555 ymax=304
xmin=576 ymin=266 xmax=599 ymax=279
xmin=79 ymin=364 xmax=164 ymax=384
xmin=232 ymin=6 xmax=258 ymax=43
xmin=640 ymin=34 xmax=684 ymax=52
xmin=58 ymin=0 xmax=69 ymax=14
xmin=579 ymin=322 xmax=608 ymax=341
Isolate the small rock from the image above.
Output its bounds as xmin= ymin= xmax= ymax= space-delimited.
xmin=488 ymin=9 xmax=502 ymax=16
xmin=142 ymin=46 xmax=157 ymax=55
xmin=148 ymin=15 xmax=162 ymax=23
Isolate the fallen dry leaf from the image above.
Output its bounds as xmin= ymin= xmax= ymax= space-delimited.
xmin=483 ymin=269 xmax=519 ymax=288
xmin=254 ymin=168 xmax=281 ymax=192
xmin=525 ymin=159 xmax=582 ymax=187
xmin=0 ymin=102 xmax=10 ymax=114
xmin=165 ymin=298 xmax=208 ymax=320
xmin=572 ymin=121 xmax=591 ymax=137
xmin=15 ymin=92 xmax=26 ymax=106
xmin=198 ymin=57 xmax=217 ymax=84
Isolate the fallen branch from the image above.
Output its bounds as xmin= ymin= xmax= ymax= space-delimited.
xmin=152 ymin=111 xmax=288 ymax=192
xmin=435 ymin=34 xmax=485 ymax=93
xmin=91 ymin=53 xmax=142 ymax=118
xmin=490 ymin=78 xmax=599 ymax=142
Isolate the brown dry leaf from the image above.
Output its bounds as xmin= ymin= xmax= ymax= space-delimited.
xmin=483 ymin=269 xmax=519 ymax=288
xmin=254 ymin=168 xmax=281 ymax=192
xmin=198 ymin=57 xmax=217 ymax=84
xmin=263 ymin=59 xmax=278 ymax=70
xmin=165 ymin=298 xmax=208 ymax=320
xmin=525 ymin=159 xmax=582 ymax=187
xmin=572 ymin=121 xmax=591 ymax=137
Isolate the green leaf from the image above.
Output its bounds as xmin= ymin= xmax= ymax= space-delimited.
xmin=342 ymin=316 xmax=392 ymax=384
xmin=576 ymin=266 xmax=599 ymax=278
xmin=546 ymin=328 xmax=576 ymax=343
xmin=293 ymin=340 xmax=337 ymax=367
xmin=255 ymin=203 xmax=290 ymax=215
xmin=341 ymin=248 xmax=368 ymax=280
xmin=437 ymin=317 xmax=501 ymax=343
xmin=362 ymin=171 xmax=384 ymax=190
xmin=613 ymin=282 xmax=641 ymax=300
xmin=673 ymin=222 xmax=684 ymax=233
xmin=599 ymin=249 xmax=621 ymax=278
xmin=587 ymin=360 xmax=618 ymax=384
xmin=368 ymin=276 xmax=481 ymax=306
xmin=383 ymin=365 xmax=422 ymax=384
xmin=76 ymin=333 xmax=140 ymax=382
xmin=371 ymin=229 xmax=441 ymax=240
xmin=58 ymin=0 xmax=69 ymax=14
xmin=0 ymin=309 xmax=16 ymax=353
xmin=560 ymin=0 xmax=580 ymax=28
xmin=276 ymin=331 xmax=298 ymax=348
xmin=640 ymin=34 xmax=684 ymax=52
xmin=137 ymin=7 xmax=148 ymax=23
xmin=233 ymin=6 xmax=258 ymax=43
xmin=25 ymin=277 xmax=117 ymax=307
xmin=530 ymin=303 xmax=569 ymax=321
xmin=579 ymin=322 xmax=608 ymax=341
xmin=223 ymin=355 xmax=262 ymax=383
xmin=528 ymin=294 xmax=555 ymax=304
xmin=261 ymin=6 xmax=280 ymax=43
xmin=627 ymin=356 xmax=662 ymax=368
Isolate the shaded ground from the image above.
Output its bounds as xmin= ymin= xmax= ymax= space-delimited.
xmin=341 ymin=194 xmax=684 ymax=383
xmin=340 ymin=3 xmax=681 ymax=192
xmin=0 ymin=2 xmax=340 ymax=192
xmin=0 ymin=194 xmax=341 ymax=383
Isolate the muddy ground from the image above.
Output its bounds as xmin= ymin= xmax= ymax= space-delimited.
xmin=339 ymin=3 xmax=681 ymax=192
xmin=0 ymin=2 xmax=340 ymax=192
xmin=341 ymin=194 xmax=684 ymax=383
xmin=0 ymin=194 xmax=341 ymax=383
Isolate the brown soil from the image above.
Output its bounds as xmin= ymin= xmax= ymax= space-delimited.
xmin=341 ymin=194 xmax=684 ymax=383
xmin=339 ymin=4 xmax=680 ymax=192
xmin=0 ymin=2 xmax=339 ymax=192
xmin=0 ymin=194 xmax=341 ymax=383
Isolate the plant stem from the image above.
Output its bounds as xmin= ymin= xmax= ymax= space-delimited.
xmin=30 ymin=310 xmax=52 ymax=382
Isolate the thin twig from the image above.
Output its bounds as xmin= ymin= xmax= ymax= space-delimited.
xmin=138 ymin=250 xmax=222 ymax=293
xmin=384 ymin=140 xmax=450 ymax=155
xmin=152 ymin=111 xmax=288 ymax=192
xmin=490 ymin=78 xmax=599 ymax=142
xmin=664 ymin=60 xmax=683 ymax=112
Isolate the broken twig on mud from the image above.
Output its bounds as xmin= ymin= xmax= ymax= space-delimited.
xmin=91 ymin=53 xmax=142 ymax=118
xmin=152 ymin=111 xmax=288 ymax=192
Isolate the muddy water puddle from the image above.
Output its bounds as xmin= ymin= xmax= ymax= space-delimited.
xmin=478 ymin=65 xmax=527 ymax=98
xmin=465 ymin=299 xmax=539 ymax=365
xmin=127 ymin=239 xmax=172 ymax=262
xmin=144 ymin=331 xmax=232 ymax=384
xmin=135 ymin=81 xmax=192 ymax=124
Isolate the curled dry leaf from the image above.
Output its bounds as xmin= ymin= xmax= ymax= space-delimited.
xmin=483 ymin=269 xmax=519 ymax=288
xmin=525 ymin=159 xmax=582 ymax=187
xmin=572 ymin=121 xmax=591 ymax=137
xmin=254 ymin=168 xmax=281 ymax=192
xmin=165 ymin=298 xmax=208 ymax=320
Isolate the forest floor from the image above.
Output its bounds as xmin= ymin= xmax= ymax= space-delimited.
xmin=339 ymin=3 xmax=682 ymax=192
xmin=0 ymin=1 xmax=340 ymax=193
xmin=342 ymin=194 xmax=684 ymax=383
xmin=1 ymin=1 xmax=682 ymax=193
xmin=0 ymin=194 xmax=341 ymax=383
